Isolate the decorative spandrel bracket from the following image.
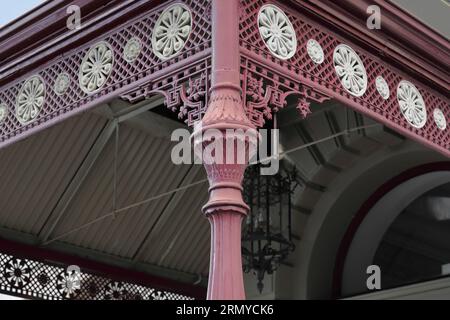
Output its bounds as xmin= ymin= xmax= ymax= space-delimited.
xmin=121 ymin=61 xmax=210 ymax=127
xmin=121 ymin=60 xmax=330 ymax=129
xmin=164 ymin=73 xmax=208 ymax=125
xmin=242 ymin=61 xmax=331 ymax=127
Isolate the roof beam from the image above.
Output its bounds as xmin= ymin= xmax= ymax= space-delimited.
xmin=39 ymin=97 xmax=186 ymax=245
xmin=93 ymin=97 xmax=186 ymax=137
xmin=132 ymin=164 xmax=205 ymax=263
xmin=38 ymin=119 xmax=117 ymax=244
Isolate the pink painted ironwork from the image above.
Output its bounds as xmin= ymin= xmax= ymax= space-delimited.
xmin=0 ymin=0 xmax=447 ymax=155
xmin=0 ymin=0 xmax=448 ymax=302
xmin=192 ymin=0 xmax=257 ymax=300
xmin=122 ymin=58 xmax=211 ymax=125
xmin=0 ymin=0 xmax=212 ymax=148
xmin=0 ymin=251 xmax=194 ymax=300
xmin=239 ymin=0 xmax=449 ymax=156
xmin=241 ymin=56 xmax=331 ymax=126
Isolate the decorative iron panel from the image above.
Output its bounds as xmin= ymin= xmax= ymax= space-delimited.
xmin=0 ymin=252 xmax=193 ymax=300
xmin=0 ymin=0 xmax=447 ymax=155
xmin=121 ymin=57 xmax=211 ymax=126
xmin=239 ymin=0 xmax=449 ymax=153
xmin=0 ymin=0 xmax=212 ymax=146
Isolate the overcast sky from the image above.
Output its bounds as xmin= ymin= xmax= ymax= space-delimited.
xmin=0 ymin=0 xmax=42 ymax=27
xmin=0 ymin=1 xmax=448 ymax=37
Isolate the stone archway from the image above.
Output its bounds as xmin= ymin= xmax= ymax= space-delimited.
xmin=275 ymin=141 xmax=446 ymax=299
xmin=341 ymin=170 xmax=450 ymax=296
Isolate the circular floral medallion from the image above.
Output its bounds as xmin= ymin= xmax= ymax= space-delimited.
xmin=333 ymin=44 xmax=367 ymax=97
xmin=104 ymin=281 xmax=126 ymax=300
xmin=150 ymin=290 xmax=167 ymax=300
xmin=375 ymin=76 xmax=390 ymax=100
xmin=152 ymin=4 xmax=192 ymax=61
xmin=123 ymin=37 xmax=142 ymax=63
xmin=3 ymin=258 xmax=32 ymax=289
xmin=306 ymin=39 xmax=324 ymax=64
xmin=0 ymin=104 xmax=8 ymax=124
xmin=79 ymin=41 xmax=114 ymax=94
xmin=16 ymin=75 xmax=46 ymax=124
xmin=433 ymin=108 xmax=447 ymax=131
xmin=258 ymin=4 xmax=297 ymax=60
xmin=56 ymin=271 xmax=81 ymax=299
xmin=397 ymin=80 xmax=427 ymax=129
xmin=54 ymin=73 xmax=71 ymax=95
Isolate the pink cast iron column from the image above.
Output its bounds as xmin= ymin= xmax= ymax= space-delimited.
xmin=193 ymin=0 xmax=257 ymax=300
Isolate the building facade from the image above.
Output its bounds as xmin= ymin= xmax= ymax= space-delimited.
xmin=0 ymin=0 xmax=448 ymax=300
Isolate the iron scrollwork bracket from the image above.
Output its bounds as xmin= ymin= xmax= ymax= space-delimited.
xmin=243 ymin=68 xmax=332 ymax=128
xmin=121 ymin=68 xmax=210 ymax=127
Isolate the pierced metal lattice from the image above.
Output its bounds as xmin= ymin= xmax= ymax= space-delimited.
xmin=239 ymin=0 xmax=449 ymax=151
xmin=0 ymin=0 xmax=211 ymax=145
xmin=0 ymin=252 xmax=194 ymax=300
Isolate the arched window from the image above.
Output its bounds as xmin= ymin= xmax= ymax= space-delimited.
xmin=340 ymin=171 xmax=450 ymax=297
xmin=374 ymin=182 xmax=450 ymax=289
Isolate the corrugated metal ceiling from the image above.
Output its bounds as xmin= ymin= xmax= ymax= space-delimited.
xmin=0 ymin=107 xmax=211 ymax=280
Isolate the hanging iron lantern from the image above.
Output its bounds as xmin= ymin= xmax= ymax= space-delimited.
xmin=242 ymin=161 xmax=299 ymax=293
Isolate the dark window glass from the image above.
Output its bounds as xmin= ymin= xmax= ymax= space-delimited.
xmin=373 ymin=182 xmax=450 ymax=289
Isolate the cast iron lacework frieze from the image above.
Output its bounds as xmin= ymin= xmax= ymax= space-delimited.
xmin=0 ymin=253 xmax=193 ymax=300
xmin=0 ymin=0 xmax=212 ymax=146
xmin=239 ymin=0 xmax=449 ymax=153
xmin=0 ymin=0 xmax=447 ymax=154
